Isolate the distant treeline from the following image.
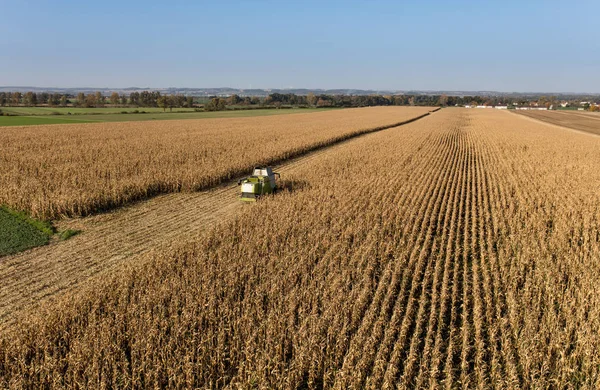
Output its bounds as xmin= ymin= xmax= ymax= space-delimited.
xmin=259 ymin=93 xmax=599 ymax=108
xmin=204 ymin=93 xmax=530 ymax=110
xmin=0 ymin=92 xmax=71 ymax=107
xmin=0 ymin=91 xmax=195 ymax=111
xmin=1 ymin=91 xmax=598 ymax=111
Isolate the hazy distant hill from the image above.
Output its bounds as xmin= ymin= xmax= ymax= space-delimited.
xmin=0 ymin=86 xmax=598 ymax=98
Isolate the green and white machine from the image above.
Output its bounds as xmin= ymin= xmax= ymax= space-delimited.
xmin=238 ymin=167 xmax=281 ymax=202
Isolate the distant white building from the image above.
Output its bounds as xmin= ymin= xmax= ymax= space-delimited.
xmin=470 ymin=105 xmax=508 ymax=109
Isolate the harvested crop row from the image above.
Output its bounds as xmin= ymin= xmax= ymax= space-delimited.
xmin=0 ymin=106 xmax=431 ymax=220
xmin=1 ymin=109 xmax=599 ymax=388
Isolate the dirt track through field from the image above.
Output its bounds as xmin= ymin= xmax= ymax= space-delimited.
xmin=0 ymin=110 xmax=436 ymax=329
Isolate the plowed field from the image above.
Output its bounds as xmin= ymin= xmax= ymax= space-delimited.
xmin=515 ymin=109 xmax=600 ymax=135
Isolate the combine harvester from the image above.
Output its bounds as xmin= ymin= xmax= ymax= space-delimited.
xmin=238 ymin=167 xmax=280 ymax=202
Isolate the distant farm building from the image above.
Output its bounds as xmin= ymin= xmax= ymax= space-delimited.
xmin=464 ymin=105 xmax=514 ymax=110
xmin=466 ymin=105 xmax=509 ymax=109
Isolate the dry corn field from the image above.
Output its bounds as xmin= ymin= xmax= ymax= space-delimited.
xmin=0 ymin=131 xmax=393 ymax=329
xmin=2 ymin=108 xmax=600 ymax=388
xmin=0 ymin=106 xmax=431 ymax=220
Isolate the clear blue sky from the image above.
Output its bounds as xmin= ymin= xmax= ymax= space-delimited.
xmin=1 ymin=0 xmax=598 ymax=92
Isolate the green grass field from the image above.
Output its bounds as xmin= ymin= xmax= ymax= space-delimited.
xmin=1 ymin=107 xmax=196 ymax=115
xmin=0 ymin=108 xmax=327 ymax=126
xmin=0 ymin=116 xmax=94 ymax=126
xmin=0 ymin=207 xmax=54 ymax=256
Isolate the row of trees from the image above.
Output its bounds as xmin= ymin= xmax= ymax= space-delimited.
xmin=0 ymin=91 xmax=195 ymax=110
xmin=182 ymin=93 xmax=531 ymax=111
xmin=0 ymin=92 xmax=70 ymax=107
xmin=0 ymin=91 xmax=506 ymax=110
xmin=2 ymin=91 xmax=599 ymax=111
xmin=74 ymin=92 xmax=195 ymax=110
xmin=204 ymin=93 xmax=450 ymax=111
xmin=261 ymin=93 xmax=600 ymax=109
xmin=254 ymin=93 xmax=553 ymax=108
xmin=259 ymin=93 xmax=510 ymax=108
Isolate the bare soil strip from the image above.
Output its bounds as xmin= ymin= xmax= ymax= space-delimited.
xmin=514 ymin=109 xmax=600 ymax=136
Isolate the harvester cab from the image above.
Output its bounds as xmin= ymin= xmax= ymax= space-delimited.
xmin=238 ymin=166 xmax=280 ymax=202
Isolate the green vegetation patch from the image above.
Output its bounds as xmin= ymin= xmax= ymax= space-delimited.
xmin=1 ymin=107 xmax=196 ymax=115
xmin=0 ymin=108 xmax=330 ymax=127
xmin=59 ymin=229 xmax=81 ymax=241
xmin=0 ymin=207 xmax=55 ymax=256
xmin=72 ymin=108 xmax=328 ymax=123
xmin=0 ymin=116 xmax=94 ymax=127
